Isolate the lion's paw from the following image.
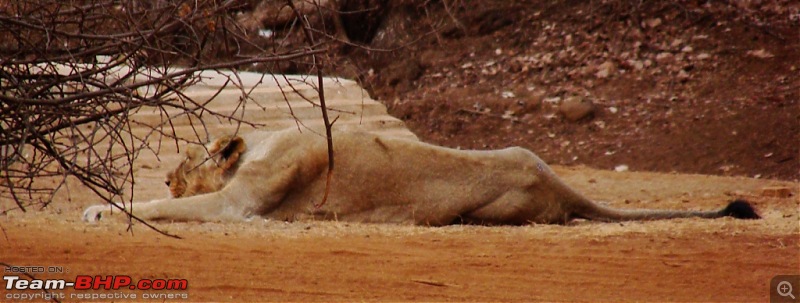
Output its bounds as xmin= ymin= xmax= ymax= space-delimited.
xmin=82 ymin=204 xmax=119 ymax=222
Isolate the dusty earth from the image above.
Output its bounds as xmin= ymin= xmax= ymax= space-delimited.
xmin=2 ymin=1 xmax=800 ymax=302
xmin=1 ymin=167 xmax=798 ymax=302
xmin=332 ymin=0 xmax=800 ymax=181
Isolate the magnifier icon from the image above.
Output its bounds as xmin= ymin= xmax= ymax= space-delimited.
xmin=778 ymin=281 xmax=796 ymax=299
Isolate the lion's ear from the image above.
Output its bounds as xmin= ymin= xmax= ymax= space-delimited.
xmin=209 ymin=136 xmax=246 ymax=172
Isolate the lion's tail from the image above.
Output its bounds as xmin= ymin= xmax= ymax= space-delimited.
xmin=539 ymin=170 xmax=761 ymax=222
xmin=572 ymin=198 xmax=760 ymax=222
xmin=550 ymin=173 xmax=763 ymax=221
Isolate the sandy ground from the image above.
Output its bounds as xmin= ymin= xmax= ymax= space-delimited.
xmin=1 ymin=166 xmax=797 ymax=302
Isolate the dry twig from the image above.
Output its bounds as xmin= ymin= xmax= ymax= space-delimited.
xmin=0 ymin=0 xmax=327 ymax=236
xmin=286 ymin=0 xmax=335 ymax=208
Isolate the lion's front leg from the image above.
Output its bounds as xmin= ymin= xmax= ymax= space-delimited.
xmin=82 ymin=191 xmax=253 ymax=223
xmin=82 ymin=161 xmax=300 ymax=223
xmin=82 ymin=202 xmax=130 ymax=222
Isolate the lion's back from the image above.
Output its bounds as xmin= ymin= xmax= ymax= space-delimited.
xmin=239 ymin=129 xmax=325 ymax=164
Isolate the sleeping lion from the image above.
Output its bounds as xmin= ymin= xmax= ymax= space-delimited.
xmin=83 ymin=128 xmax=760 ymax=225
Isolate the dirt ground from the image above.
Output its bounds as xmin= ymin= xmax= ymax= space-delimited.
xmin=334 ymin=0 xmax=799 ymax=181
xmin=2 ymin=166 xmax=798 ymax=302
xmin=2 ymin=1 xmax=800 ymax=302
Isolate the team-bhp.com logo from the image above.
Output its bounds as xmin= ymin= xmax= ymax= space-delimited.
xmin=5 ymin=275 xmax=188 ymax=291
xmin=4 ymin=274 xmax=189 ymax=301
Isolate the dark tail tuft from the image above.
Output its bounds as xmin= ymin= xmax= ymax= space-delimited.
xmin=720 ymin=199 xmax=760 ymax=219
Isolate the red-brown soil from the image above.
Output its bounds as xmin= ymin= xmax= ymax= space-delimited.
xmin=341 ymin=0 xmax=799 ymax=181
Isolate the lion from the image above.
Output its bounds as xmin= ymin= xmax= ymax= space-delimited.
xmin=82 ymin=128 xmax=760 ymax=225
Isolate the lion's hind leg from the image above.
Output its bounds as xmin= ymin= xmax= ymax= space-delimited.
xmin=460 ymin=190 xmax=567 ymax=225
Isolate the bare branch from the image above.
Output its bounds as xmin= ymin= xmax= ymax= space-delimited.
xmin=285 ymin=0 xmax=334 ymax=208
xmin=0 ymin=0 xmax=327 ymax=235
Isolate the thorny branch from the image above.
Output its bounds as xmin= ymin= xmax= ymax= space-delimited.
xmin=0 ymin=0 xmax=330 ymax=236
xmin=286 ymin=0 xmax=335 ymax=208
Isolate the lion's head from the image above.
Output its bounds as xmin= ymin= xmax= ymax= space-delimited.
xmin=165 ymin=136 xmax=246 ymax=198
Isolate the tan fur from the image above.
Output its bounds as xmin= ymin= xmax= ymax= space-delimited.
xmin=83 ymin=128 xmax=738 ymax=225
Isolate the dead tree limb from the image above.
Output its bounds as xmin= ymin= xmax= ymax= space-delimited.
xmin=0 ymin=0 xmax=327 ymax=236
xmin=286 ymin=0 xmax=334 ymax=208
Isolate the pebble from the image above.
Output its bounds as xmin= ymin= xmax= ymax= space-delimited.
xmin=595 ymin=61 xmax=617 ymax=78
xmin=746 ymin=49 xmax=774 ymax=59
xmin=656 ymin=52 xmax=674 ymax=62
xmin=544 ymin=96 xmax=562 ymax=104
xmin=628 ymin=60 xmax=644 ymax=70
xmin=559 ymin=96 xmax=595 ymax=121
xmin=761 ymin=186 xmax=792 ymax=198
xmin=644 ymin=18 xmax=662 ymax=28
xmin=677 ymin=70 xmax=690 ymax=80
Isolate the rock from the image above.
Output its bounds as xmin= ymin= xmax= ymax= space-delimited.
xmin=521 ymin=113 xmax=536 ymax=123
xmin=543 ymin=96 xmax=561 ymax=104
xmin=761 ymin=186 xmax=792 ymax=198
xmin=509 ymin=91 xmax=543 ymax=114
xmin=643 ymin=18 xmax=662 ymax=28
xmin=746 ymin=49 xmax=774 ymax=59
xmin=681 ymin=46 xmax=693 ymax=53
xmin=628 ymin=60 xmax=644 ymax=70
xmin=677 ymin=70 xmax=690 ymax=80
xmin=559 ymin=96 xmax=595 ymax=121
xmin=696 ymin=53 xmax=711 ymax=60
xmin=614 ymin=165 xmax=629 ymax=172
xmin=655 ymin=52 xmax=674 ymax=63
xmin=525 ymin=92 xmax=544 ymax=110
xmin=595 ymin=61 xmax=616 ymax=78
xmin=593 ymin=120 xmax=606 ymax=129
xmin=383 ymin=59 xmax=422 ymax=85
